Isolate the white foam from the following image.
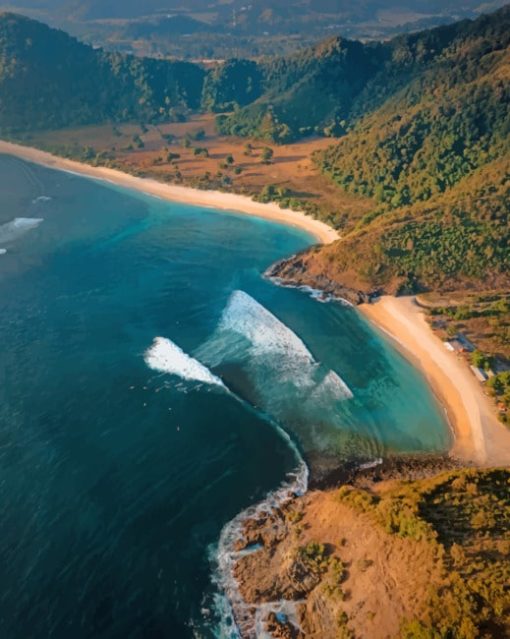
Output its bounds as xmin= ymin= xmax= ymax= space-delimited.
xmin=219 ymin=290 xmax=313 ymax=361
xmin=209 ymin=290 xmax=352 ymax=400
xmin=0 ymin=217 xmax=44 ymax=245
xmin=0 ymin=249 xmax=6 ymax=255
xmin=268 ymin=276 xmax=354 ymax=307
xmin=32 ymin=195 xmax=52 ymax=204
xmin=212 ymin=459 xmax=309 ymax=639
xmin=358 ymin=458 xmax=383 ymax=471
xmin=144 ymin=337 xmax=225 ymax=388
xmin=313 ymin=370 xmax=353 ymax=401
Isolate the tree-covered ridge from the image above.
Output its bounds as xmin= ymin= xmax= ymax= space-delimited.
xmin=201 ymin=59 xmax=263 ymax=113
xmin=320 ymin=9 xmax=510 ymax=208
xmin=215 ymin=6 xmax=510 ymax=145
xmin=215 ymin=36 xmax=382 ymax=142
xmin=264 ymin=6 xmax=510 ymax=294
xmin=0 ymin=12 xmax=205 ymax=132
xmin=275 ymin=158 xmax=509 ymax=294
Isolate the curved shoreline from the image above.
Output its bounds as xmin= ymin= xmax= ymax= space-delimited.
xmin=360 ymin=296 xmax=510 ymax=467
xmin=2 ymin=139 xmax=506 ymax=468
xmin=0 ymin=140 xmax=339 ymax=245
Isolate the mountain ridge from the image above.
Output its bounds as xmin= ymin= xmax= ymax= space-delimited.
xmin=0 ymin=6 xmax=508 ymax=295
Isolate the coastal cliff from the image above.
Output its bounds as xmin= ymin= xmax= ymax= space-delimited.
xmin=231 ymin=466 xmax=510 ymax=639
xmin=266 ymin=252 xmax=379 ymax=306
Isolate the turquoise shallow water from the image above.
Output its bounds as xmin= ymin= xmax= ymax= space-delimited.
xmin=0 ymin=154 xmax=450 ymax=638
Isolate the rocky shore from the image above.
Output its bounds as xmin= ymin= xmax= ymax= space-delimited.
xmin=228 ymin=453 xmax=465 ymax=638
xmin=265 ymin=256 xmax=378 ymax=306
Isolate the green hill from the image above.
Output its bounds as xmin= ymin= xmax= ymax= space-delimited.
xmin=0 ymin=12 xmax=205 ymax=132
xmin=264 ymin=7 xmax=510 ymax=295
xmin=272 ymin=158 xmax=509 ymax=296
xmin=216 ymin=7 xmax=510 ymax=145
xmin=0 ymin=7 xmax=508 ymax=295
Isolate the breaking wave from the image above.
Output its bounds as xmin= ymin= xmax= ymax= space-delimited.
xmin=218 ymin=290 xmax=313 ymax=361
xmin=144 ymin=337 xmax=225 ymax=388
xmin=145 ymin=297 xmax=353 ymax=637
xmin=196 ymin=290 xmax=352 ymax=413
xmin=0 ymin=217 xmax=44 ymax=245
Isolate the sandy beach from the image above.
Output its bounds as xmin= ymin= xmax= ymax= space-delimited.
xmin=2 ymin=139 xmax=508 ymax=467
xmin=360 ymin=296 xmax=510 ymax=466
xmin=0 ymin=140 xmax=339 ymax=245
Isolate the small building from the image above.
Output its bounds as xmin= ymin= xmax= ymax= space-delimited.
xmin=449 ymin=339 xmax=467 ymax=353
xmin=470 ymin=366 xmax=488 ymax=383
xmin=456 ymin=333 xmax=476 ymax=353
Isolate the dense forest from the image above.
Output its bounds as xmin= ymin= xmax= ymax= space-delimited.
xmin=263 ymin=6 xmax=510 ymax=294
xmin=216 ymin=7 xmax=510 ymax=145
xmin=0 ymin=6 xmax=508 ymax=293
xmin=0 ymin=13 xmax=204 ymax=132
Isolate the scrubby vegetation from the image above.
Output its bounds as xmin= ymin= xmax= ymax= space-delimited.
xmin=336 ymin=469 xmax=510 ymax=638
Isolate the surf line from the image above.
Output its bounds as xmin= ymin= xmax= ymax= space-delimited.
xmin=144 ymin=335 xmax=309 ymax=637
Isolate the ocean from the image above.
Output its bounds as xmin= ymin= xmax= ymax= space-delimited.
xmin=0 ymin=154 xmax=450 ymax=638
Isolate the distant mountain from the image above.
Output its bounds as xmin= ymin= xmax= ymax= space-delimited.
xmin=2 ymin=1 xmax=508 ymax=32
xmin=0 ymin=6 xmax=508 ymax=294
xmin=0 ymin=12 xmax=204 ymax=132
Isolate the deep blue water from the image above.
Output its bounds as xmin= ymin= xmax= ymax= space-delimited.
xmin=0 ymin=155 xmax=450 ymax=638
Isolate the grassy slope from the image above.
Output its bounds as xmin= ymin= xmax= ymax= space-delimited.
xmin=235 ymin=468 xmax=510 ymax=638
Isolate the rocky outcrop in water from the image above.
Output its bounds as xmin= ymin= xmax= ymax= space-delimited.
xmin=265 ymin=256 xmax=379 ymax=306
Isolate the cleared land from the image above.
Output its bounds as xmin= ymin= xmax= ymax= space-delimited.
xmin=24 ymin=114 xmax=374 ymax=230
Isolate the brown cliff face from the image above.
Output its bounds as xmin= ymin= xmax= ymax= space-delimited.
xmin=233 ymin=490 xmax=440 ymax=639
xmin=266 ymin=250 xmax=383 ymax=306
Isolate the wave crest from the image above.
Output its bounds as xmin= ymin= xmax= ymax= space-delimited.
xmin=144 ymin=337 xmax=225 ymax=388
xmin=219 ymin=290 xmax=313 ymax=361
xmin=0 ymin=217 xmax=44 ymax=245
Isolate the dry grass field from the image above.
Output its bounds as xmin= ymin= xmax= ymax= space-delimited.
xmin=26 ymin=114 xmax=374 ymax=229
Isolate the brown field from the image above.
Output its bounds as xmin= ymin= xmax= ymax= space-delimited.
xmin=27 ymin=114 xmax=374 ymax=229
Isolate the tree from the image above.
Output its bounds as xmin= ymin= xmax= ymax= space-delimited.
xmin=261 ymin=147 xmax=274 ymax=163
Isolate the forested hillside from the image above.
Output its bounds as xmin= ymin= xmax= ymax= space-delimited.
xmin=273 ymin=158 xmax=509 ymax=295
xmin=265 ymin=6 xmax=510 ymax=294
xmin=0 ymin=6 xmax=508 ymax=294
xmin=217 ymin=7 xmax=510 ymax=145
xmin=215 ymin=37 xmax=382 ymax=143
xmin=0 ymin=12 xmax=204 ymax=132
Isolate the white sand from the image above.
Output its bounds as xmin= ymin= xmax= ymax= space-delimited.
xmin=361 ymin=296 xmax=510 ymax=466
xmin=0 ymin=140 xmax=339 ymax=245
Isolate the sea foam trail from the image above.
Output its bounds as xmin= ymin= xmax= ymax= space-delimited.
xmin=198 ymin=292 xmax=352 ymax=636
xmin=197 ymin=289 xmax=352 ymax=403
xmin=144 ymin=337 xmax=225 ymax=388
xmin=211 ymin=455 xmax=308 ymax=639
xmin=0 ymin=217 xmax=44 ymax=245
